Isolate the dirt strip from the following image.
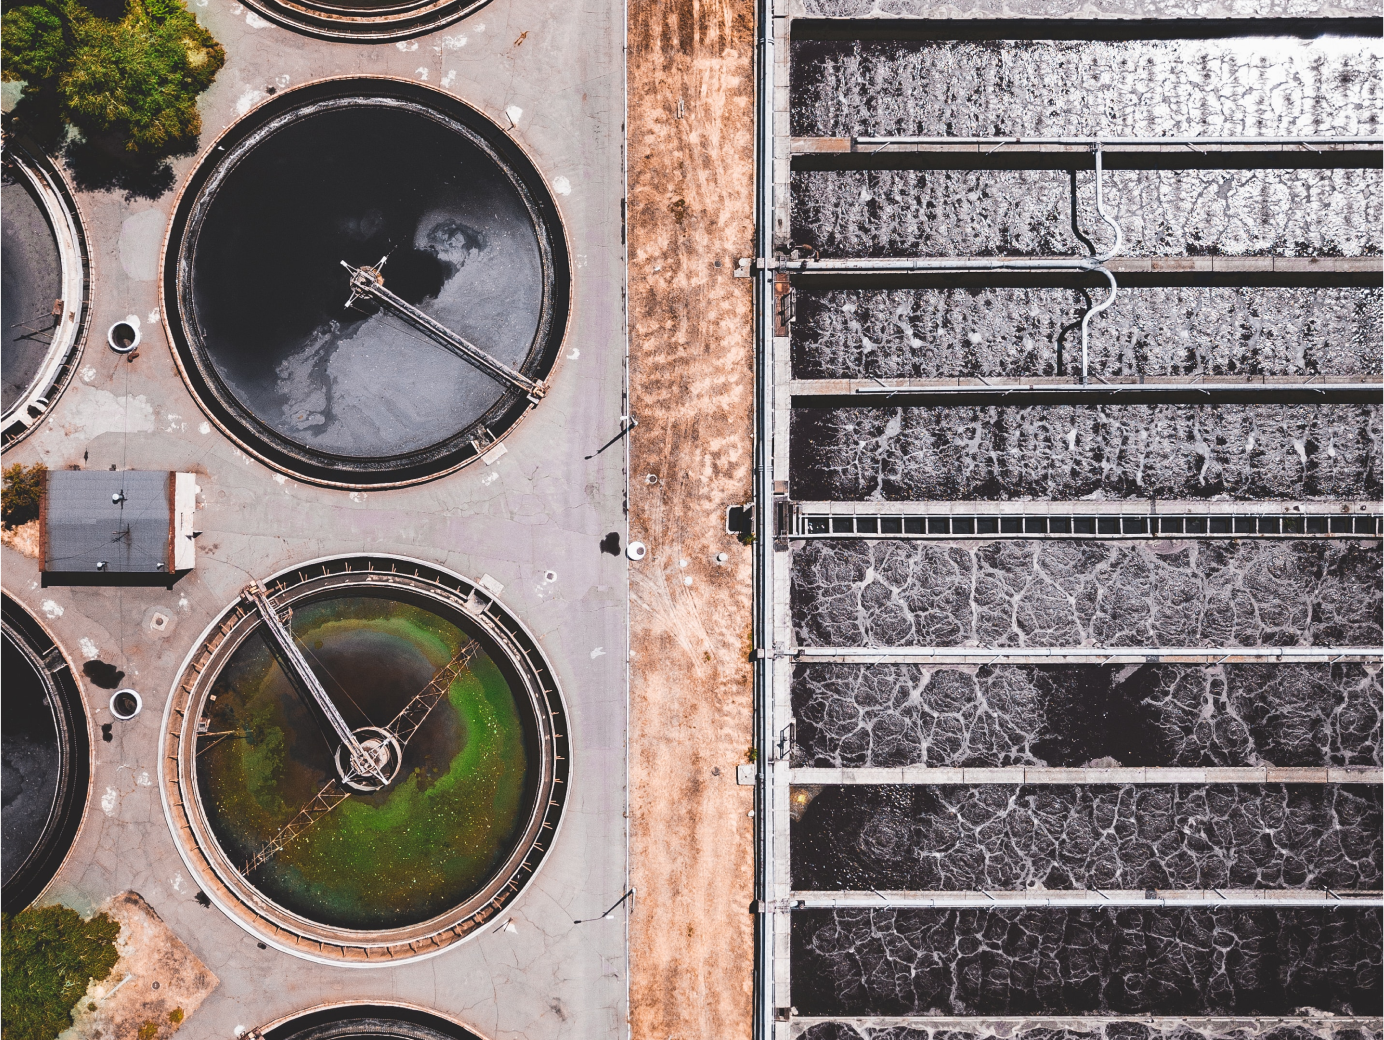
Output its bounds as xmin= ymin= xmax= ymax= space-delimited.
xmin=626 ymin=0 xmax=757 ymax=1034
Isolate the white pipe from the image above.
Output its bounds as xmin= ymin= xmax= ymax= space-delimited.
xmin=776 ymin=257 xmax=1104 ymax=271
xmin=787 ymin=890 xmax=1384 ymax=909
xmin=1091 ymin=144 xmax=1124 ymax=262
xmin=789 ymin=766 xmax=1384 ymax=785
xmin=791 ymin=648 xmax=1384 ymax=661
xmin=1079 ymin=267 xmax=1117 ymax=385
xmin=853 ymin=134 xmax=1384 ymax=146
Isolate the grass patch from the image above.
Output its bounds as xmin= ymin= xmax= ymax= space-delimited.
xmin=1 ymin=905 xmax=120 ymax=1040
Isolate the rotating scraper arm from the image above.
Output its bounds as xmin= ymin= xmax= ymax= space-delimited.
xmin=241 ymin=582 xmax=388 ymax=785
xmin=241 ymin=638 xmax=481 ymax=874
xmin=341 ymin=260 xmax=548 ymax=402
xmin=382 ymin=641 xmax=480 ymax=748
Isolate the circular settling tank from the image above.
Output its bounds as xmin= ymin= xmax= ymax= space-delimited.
xmin=242 ymin=0 xmax=492 ymax=42
xmin=263 ymin=1005 xmax=483 ymax=1040
xmin=2 ymin=594 xmax=90 ymax=910
xmin=2 ymin=141 xmax=90 ymax=445
xmin=165 ymin=80 xmax=570 ymax=487
xmin=162 ymin=557 xmax=568 ymax=961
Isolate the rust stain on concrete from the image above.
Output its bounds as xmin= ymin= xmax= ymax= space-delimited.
xmin=627 ymin=0 xmax=757 ymax=1032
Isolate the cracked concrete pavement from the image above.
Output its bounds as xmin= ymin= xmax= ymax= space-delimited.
xmin=2 ymin=0 xmax=629 ymax=1034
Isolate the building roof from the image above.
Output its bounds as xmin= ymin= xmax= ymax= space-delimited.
xmin=43 ymin=470 xmax=171 ymax=574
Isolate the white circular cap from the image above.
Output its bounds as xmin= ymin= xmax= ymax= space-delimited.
xmin=626 ymin=541 xmax=647 ymax=561
xmin=110 ymin=688 xmax=143 ymax=720
xmin=107 ymin=320 xmax=141 ymax=354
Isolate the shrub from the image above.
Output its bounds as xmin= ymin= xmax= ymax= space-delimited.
xmin=2 ymin=0 xmax=223 ymax=156
xmin=1 ymin=463 xmax=45 ymax=529
xmin=1 ymin=905 xmax=121 ymax=1040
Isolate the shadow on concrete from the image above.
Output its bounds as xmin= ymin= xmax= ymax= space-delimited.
xmin=62 ymin=133 xmax=186 ymax=200
xmin=3 ymin=92 xmax=191 ymax=201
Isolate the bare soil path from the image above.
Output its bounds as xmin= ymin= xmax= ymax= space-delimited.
xmin=626 ymin=0 xmax=757 ymax=1033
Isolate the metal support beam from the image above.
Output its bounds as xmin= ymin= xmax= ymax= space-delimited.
xmin=791 ymin=135 xmax=1384 ymax=170
xmin=790 ymin=377 xmax=1383 ymax=406
xmin=242 ymin=582 xmax=385 ymax=785
xmin=762 ymin=256 xmax=1384 ymax=276
xmin=752 ymin=0 xmax=778 ymax=1025
xmin=789 ymin=500 xmax=1382 ymax=540
xmin=384 ymin=641 xmax=478 ymax=746
xmin=244 ymin=776 xmax=352 ymax=874
xmin=791 ymin=646 xmax=1383 ymax=665
xmin=343 ymin=260 xmax=548 ymax=402
xmin=795 ymin=497 xmax=1382 ymax=516
xmin=785 ymin=890 xmax=1384 ymax=909
xmin=792 ymin=1017 xmax=1384 ymax=1034
xmin=789 ymin=766 xmax=1384 ymax=785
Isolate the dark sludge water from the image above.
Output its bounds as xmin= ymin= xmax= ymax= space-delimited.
xmin=790 ymin=662 xmax=1383 ymax=770
xmin=796 ymin=1023 xmax=1384 ymax=1040
xmin=789 ymin=403 xmax=1382 ymax=501
xmin=790 ymin=784 xmax=1382 ymax=891
xmin=790 ymin=907 xmax=1383 ymax=1016
xmin=791 ymin=539 xmax=1383 ymax=650
xmin=792 ymin=287 xmax=1384 ymax=381
xmin=196 ymin=595 xmax=535 ymax=930
xmin=190 ymin=104 xmax=544 ymax=460
xmin=790 ymin=38 xmax=1382 ymax=139
xmin=1 ymin=631 xmax=60 ymax=887
xmin=1 ymin=170 xmax=62 ymax=414
xmin=790 ymin=168 xmax=1382 ymax=259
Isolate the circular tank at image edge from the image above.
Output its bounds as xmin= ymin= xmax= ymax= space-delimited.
xmin=1 ymin=594 xmax=90 ymax=911
xmin=165 ymin=80 xmax=570 ymax=487
xmin=264 ymin=1005 xmax=485 ymax=1040
xmin=241 ymin=0 xmax=495 ymax=42
xmin=1 ymin=140 xmax=90 ymax=446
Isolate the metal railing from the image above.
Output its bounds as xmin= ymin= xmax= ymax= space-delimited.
xmin=786 ymin=889 xmax=1384 ymax=909
xmin=791 ymin=646 xmax=1384 ymax=665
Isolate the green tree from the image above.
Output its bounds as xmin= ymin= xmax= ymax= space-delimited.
xmin=1 ymin=905 xmax=121 ymax=1040
xmin=1 ymin=463 xmax=45 ymax=529
xmin=2 ymin=0 xmax=223 ymax=156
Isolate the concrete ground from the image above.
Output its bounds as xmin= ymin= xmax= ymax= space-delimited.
xmin=1 ymin=0 xmax=629 ymax=1036
xmin=625 ymin=0 xmax=758 ymax=1034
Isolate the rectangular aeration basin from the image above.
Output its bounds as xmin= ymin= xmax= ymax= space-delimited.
xmin=790 ymin=906 xmax=1384 ymax=1017
xmin=789 ymin=783 xmax=1383 ymax=892
xmin=789 ymin=661 xmax=1382 ymax=771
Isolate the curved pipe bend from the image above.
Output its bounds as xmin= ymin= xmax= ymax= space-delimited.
xmin=1080 ymin=266 xmax=1118 ymax=385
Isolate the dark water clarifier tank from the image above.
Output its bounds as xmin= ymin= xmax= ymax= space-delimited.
xmin=264 ymin=1005 xmax=484 ymax=1040
xmin=1 ymin=594 xmax=90 ymax=910
xmin=1 ymin=140 xmax=91 ymax=447
xmin=165 ymin=80 xmax=570 ymax=488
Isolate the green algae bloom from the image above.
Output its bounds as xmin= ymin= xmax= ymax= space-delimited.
xmin=197 ymin=596 xmax=533 ymax=930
